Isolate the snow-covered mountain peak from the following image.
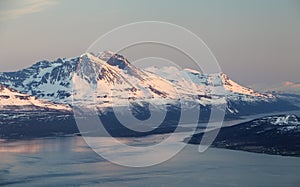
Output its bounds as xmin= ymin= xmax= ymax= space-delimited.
xmin=76 ymin=52 xmax=126 ymax=86
xmin=100 ymin=52 xmax=131 ymax=70
xmin=80 ymin=52 xmax=103 ymax=63
xmin=80 ymin=52 xmax=135 ymax=74
xmin=71 ymin=52 xmax=181 ymax=110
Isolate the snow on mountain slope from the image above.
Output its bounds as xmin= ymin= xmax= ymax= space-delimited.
xmin=0 ymin=58 xmax=78 ymax=103
xmin=72 ymin=53 xmax=179 ymax=109
xmin=219 ymin=73 xmax=270 ymax=98
xmin=145 ymin=66 xmax=273 ymax=102
xmin=0 ymin=84 xmax=70 ymax=111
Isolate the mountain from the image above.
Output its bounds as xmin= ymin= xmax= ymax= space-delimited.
xmin=0 ymin=51 xmax=298 ymax=116
xmin=187 ymin=114 xmax=300 ymax=157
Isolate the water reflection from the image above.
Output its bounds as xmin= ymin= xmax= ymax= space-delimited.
xmin=0 ymin=137 xmax=89 ymax=154
xmin=0 ymin=142 xmax=41 ymax=153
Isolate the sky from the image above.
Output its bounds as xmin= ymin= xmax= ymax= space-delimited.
xmin=0 ymin=0 xmax=299 ymax=87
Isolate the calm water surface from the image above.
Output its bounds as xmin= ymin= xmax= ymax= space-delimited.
xmin=0 ymin=135 xmax=300 ymax=187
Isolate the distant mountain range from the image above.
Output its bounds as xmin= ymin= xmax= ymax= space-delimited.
xmin=0 ymin=51 xmax=297 ymax=116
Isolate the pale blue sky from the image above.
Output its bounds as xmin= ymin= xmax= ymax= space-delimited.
xmin=0 ymin=0 xmax=299 ymax=86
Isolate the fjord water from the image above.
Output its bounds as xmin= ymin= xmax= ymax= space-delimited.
xmin=1 ymin=134 xmax=300 ymax=187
